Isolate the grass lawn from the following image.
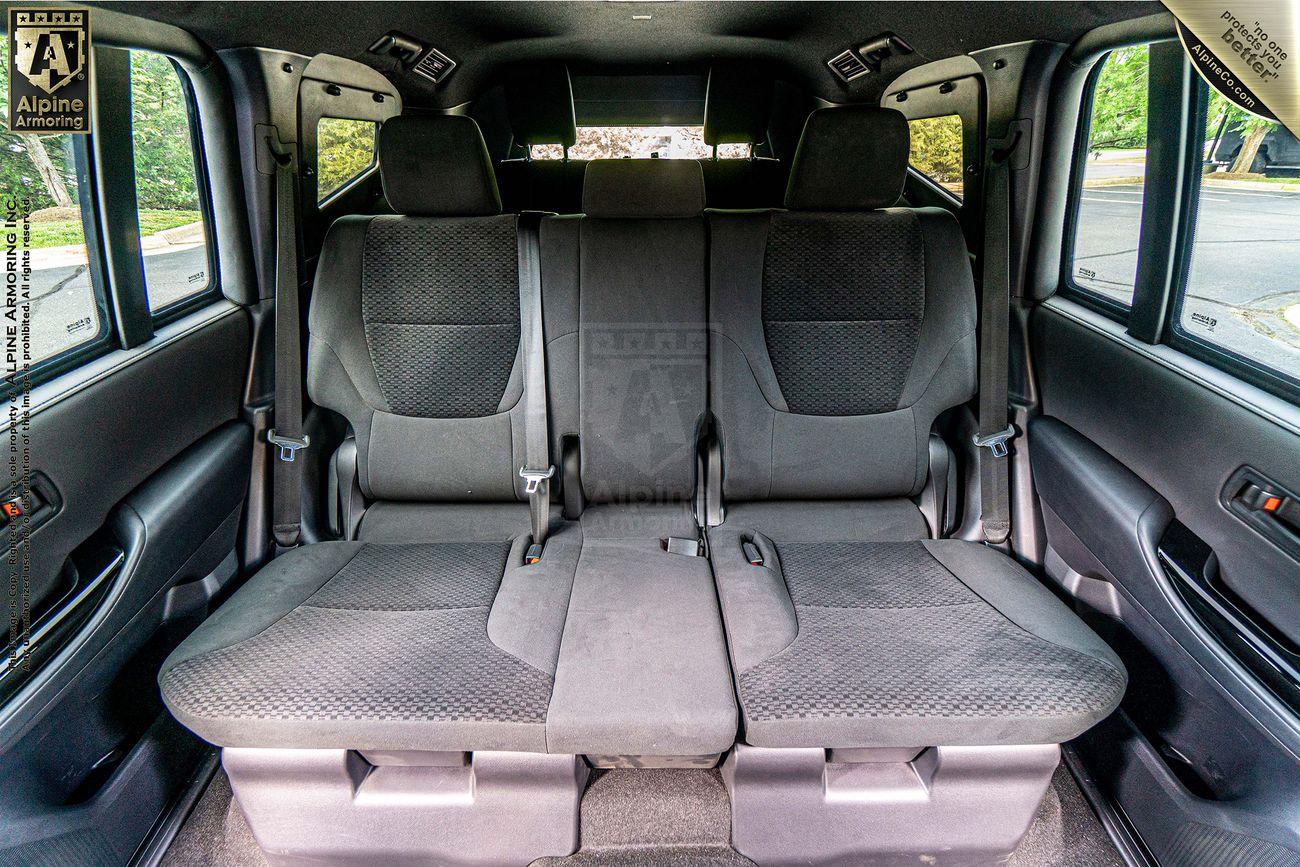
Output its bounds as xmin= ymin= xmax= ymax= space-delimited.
xmin=27 ymin=209 xmax=200 ymax=249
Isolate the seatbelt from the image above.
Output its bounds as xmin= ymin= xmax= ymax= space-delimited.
xmin=265 ymin=135 xmax=309 ymax=549
xmin=516 ymin=211 xmax=554 ymax=562
xmin=973 ymin=133 xmax=1020 ymax=546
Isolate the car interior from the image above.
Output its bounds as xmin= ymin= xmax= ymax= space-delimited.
xmin=1 ymin=2 xmax=1299 ymax=865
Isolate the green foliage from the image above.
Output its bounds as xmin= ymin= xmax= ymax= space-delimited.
xmin=0 ymin=47 xmax=78 ymax=213
xmin=1088 ymin=45 xmax=1148 ymax=152
xmin=317 ymin=118 xmax=376 ymax=200
xmin=907 ymin=115 xmax=963 ymax=193
xmin=0 ymin=44 xmax=200 ymax=215
xmin=24 ymin=209 xmax=199 ymax=250
xmin=130 ymin=51 xmax=200 ymax=210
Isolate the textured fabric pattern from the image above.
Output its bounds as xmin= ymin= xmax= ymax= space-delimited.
xmin=739 ymin=543 xmax=1126 ymax=725
xmin=778 ymin=542 xmax=971 ymax=609
xmin=310 ymin=542 xmax=509 ymax=610
xmin=161 ymin=543 xmax=552 ymax=726
xmin=362 ymin=216 xmax=520 ymax=417
xmin=762 ymin=212 xmax=925 ymax=416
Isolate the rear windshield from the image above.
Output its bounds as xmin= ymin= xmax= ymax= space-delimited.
xmin=531 ymin=127 xmax=751 ymax=160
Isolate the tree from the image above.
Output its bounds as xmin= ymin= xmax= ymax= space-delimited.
xmin=907 ymin=115 xmax=963 ymax=187
xmin=1088 ymin=45 xmax=1148 ymax=153
xmin=0 ymin=45 xmax=78 ymax=212
xmin=1229 ymin=115 xmax=1276 ymax=174
xmin=17 ymin=134 xmax=73 ymax=208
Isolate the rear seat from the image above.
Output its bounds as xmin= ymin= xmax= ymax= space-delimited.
xmin=707 ymin=106 xmax=1127 ymax=862
xmin=158 ymin=115 xmax=589 ymax=864
xmin=158 ymin=107 xmax=1126 ymax=865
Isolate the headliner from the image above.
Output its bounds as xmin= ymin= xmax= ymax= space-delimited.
xmin=97 ymin=1 xmax=1164 ymax=107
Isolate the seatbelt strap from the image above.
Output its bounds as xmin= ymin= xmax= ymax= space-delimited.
xmin=266 ymin=137 xmax=309 ymax=549
xmin=516 ymin=211 xmax=554 ymax=560
xmin=974 ymin=135 xmax=1019 ymax=546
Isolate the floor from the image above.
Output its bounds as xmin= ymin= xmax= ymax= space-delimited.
xmin=161 ymin=762 xmax=1124 ymax=866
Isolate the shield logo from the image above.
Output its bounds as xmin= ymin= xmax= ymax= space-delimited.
xmin=13 ymin=20 xmax=85 ymax=95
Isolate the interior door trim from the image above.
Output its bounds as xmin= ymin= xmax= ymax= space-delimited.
xmin=0 ymin=301 xmax=243 ymax=437
xmin=1041 ymin=297 xmax=1300 ymax=439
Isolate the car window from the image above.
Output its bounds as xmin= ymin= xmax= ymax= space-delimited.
xmin=0 ymin=42 xmax=109 ymax=370
xmin=130 ymin=50 xmax=214 ymax=314
xmin=1068 ymin=44 xmax=1150 ymax=309
xmin=1174 ymin=88 xmax=1300 ymax=385
xmin=908 ymin=114 xmax=963 ymax=199
xmin=531 ymin=127 xmax=751 ymax=160
xmin=317 ymin=117 xmax=377 ymax=202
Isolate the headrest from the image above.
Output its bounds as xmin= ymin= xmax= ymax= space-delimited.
xmin=784 ymin=106 xmax=909 ymax=211
xmin=703 ymin=63 xmax=773 ymax=146
xmin=582 ymin=160 xmax=705 ymax=218
xmin=378 ymin=115 xmax=501 ymax=217
xmin=505 ymin=63 xmax=577 ymax=148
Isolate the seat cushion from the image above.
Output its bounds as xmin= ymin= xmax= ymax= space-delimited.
xmin=710 ymin=502 xmax=1127 ymax=748
xmin=160 ymin=537 xmax=577 ymax=753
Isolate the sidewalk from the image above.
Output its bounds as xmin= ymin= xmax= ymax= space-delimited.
xmin=28 ymin=220 xmax=205 ymax=270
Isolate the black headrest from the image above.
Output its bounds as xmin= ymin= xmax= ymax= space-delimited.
xmin=378 ymin=115 xmax=501 ymax=217
xmin=784 ymin=106 xmax=909 ymax=211
xmin=582 ymin=160 xmax=705 ymax=218
xmin=703 ymin=63 xmax=773 ymax=146
xmin=505 ymin=63 xmax=577 ymax=148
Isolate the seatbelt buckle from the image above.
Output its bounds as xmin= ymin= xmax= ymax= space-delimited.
xmin=519 ymin=465 xmax=555 ymax=494
xmin=267 ymin=429 xmax=311 ymax=463
xmin=525 ymin=542 xmax=544 ymax=565
xmin=973 ymin=425 xmax=1016 ymax=459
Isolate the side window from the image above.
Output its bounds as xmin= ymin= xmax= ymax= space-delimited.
xmin=907 ymin=114 xmax=964 ymax=199
xmin=0 ymin=43 xmax=110 ymax=370
xmin=130 ymin=51 xmax=214 ymax=314
xmin=1174 ymin=89 xmax=1300 ymax=385
xmin=317 ymin=118 xmax=377 ymax=202
xmin=1067 ymin=44 xmax=1150 ymax=309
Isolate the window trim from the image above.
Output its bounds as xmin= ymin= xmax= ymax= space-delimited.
xmin=314 ymin=116 xmax=379 ymax=208
xmin=146 ymin=55 xmax=222 ymax=327
xmin=1059 ymin=49 xmax=1136 ymax=324
xmin=1165 ymin=78 xmax=1300 ymax=405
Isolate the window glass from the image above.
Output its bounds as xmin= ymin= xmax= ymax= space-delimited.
xmin=1177 ymin=87 xmax=1300 ymax=382
xmin=317 ymin=117 xmax=377 ymax=202
xmin=1069 ymin=44 xmax=1149 ymax=307
xmin=130 ymin=51 xmax=212 ymax=312
xmin=530 ymin=127 xmax=751 ymax=160
xmin=0 ymin=40 xmax=107 ymax=368
xmin=907 ymin=114 xmax=963 ymax=199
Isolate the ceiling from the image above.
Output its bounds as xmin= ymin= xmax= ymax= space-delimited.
xmin=98 ymin=1 xmax=1165 ymax=107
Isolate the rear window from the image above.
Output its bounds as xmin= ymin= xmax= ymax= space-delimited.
xmin=531 ymin=127 xmax=750 ymax=160
xmin=908 ymin=114 xmax=964 ymax=199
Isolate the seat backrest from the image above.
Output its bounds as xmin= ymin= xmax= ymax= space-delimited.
xmin=498 ymin=63 xmax=587 ymax=214
xmin=307 ymin=115 xmax=537 ymax=503
xmin=573 ymin=159 xmax=709 ymax=505
xmin=700 ymin=62 xmax=787 ymax=209
xmin=708 ymin=106 xmax=977 ymax=501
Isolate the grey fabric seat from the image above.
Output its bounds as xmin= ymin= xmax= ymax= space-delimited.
xmin=159 ymin=116 xmax=578 ymax=751
xmin=538 ymin=160 xmax=739 ymax=760
xmin=707 ymin=106 xmax=1126 ymax=749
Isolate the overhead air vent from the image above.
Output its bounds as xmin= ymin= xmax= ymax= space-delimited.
xmin=367 ymin=32 xmax=457 ymax=86
xmin=413 ymin=47 xmax=456 ymax=85
xmin=828 ymin=50 xmax=870 ymax=83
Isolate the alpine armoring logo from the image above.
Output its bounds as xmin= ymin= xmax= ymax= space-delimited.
xmin=7 ymin=8 xmax=91 ymax=133
xmin=1177 ymin=18 xmax=1277 ymax=121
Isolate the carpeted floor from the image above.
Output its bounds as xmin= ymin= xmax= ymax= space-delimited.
xmin=161 ymin=762 xmax=1123 ymax=866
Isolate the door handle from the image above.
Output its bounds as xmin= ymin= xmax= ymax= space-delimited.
xmin=1222 ymin=467 xmax=1300 ymax=560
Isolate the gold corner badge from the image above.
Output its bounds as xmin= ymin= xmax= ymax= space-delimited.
xmin=7 ymin=7 xmax=91 ymax=134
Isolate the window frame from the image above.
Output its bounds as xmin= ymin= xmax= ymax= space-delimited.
xmin=1165 ymin=79 xmax=1300 ymax=402
xmin=314 ymin=116 xmax=379 ymax=207
xmin=145 ymin=55 xmax=222 ymax=327
xmin=1059 ymin=39 xmax=1299 ymax=405
xmin=1059 ymin=49 xmax=1137 ymax=324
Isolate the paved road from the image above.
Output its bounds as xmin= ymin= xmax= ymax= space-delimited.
xmin=1072 ymin=183 xmax=1299 ymax=377
xmin=20 ymin=244 xmax=208 ymax=364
